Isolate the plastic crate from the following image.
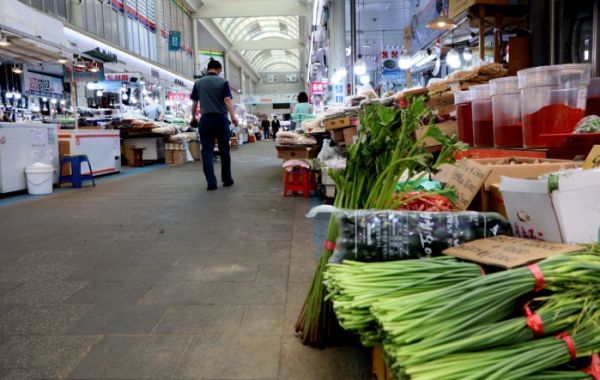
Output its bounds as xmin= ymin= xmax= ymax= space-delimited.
xmin=542 ymin=133 xmax=600 ymax=159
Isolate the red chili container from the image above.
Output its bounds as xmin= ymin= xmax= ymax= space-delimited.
xmin=454 ymin=90 xmax=474 ymax=145
xmin=490 ymin=77 xmax=522 ymax=147
xmin=542 ymin=133 xmax=600 ymax=160
xmin=471 ymin=84 xmax=494 ymax=147
xmin=518 ymin=64 xmax=591 ymax=148
xmin=586 ymin=78 xmax=600 ymax=117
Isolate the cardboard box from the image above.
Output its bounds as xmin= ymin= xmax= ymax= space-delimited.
xmin=425 ymin=91 xmax=456 ymax=114
xmin=165 ymin=142 xmax=189 ymax=151
xmin=166 ymin=149 xmax=188 ymax=165
xmin=325 ymin=117 xmax=351 ymax=131
xmin=333 ymin=129 xmax=345 ymax=143
xmin=121 ymin=145 xmax=135 ymax=166
xmin=276 ymin=145 xmax=319 ymax=160
xmin=500 ymin=169 xmax=600 ymax=244
xmin=490 ymin=183 xmax=507 ymax=219
xmin=189 ymin=141 xmax=200 ymax=161
xmin=414 ymin=121 xmax=458 ymax=147
xmin=343 ymin=127 xmax=358 ymax=146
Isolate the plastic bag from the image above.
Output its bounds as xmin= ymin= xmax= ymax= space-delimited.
xmin=573 ymin=115 xmax=600 ymax=133
xmin=357 ymin=83 xmax=378 ymax=99
xmin=344 ymin=95 xmax=368 ymax=107
xmin=317 ymin=139 xmax=337 ymax=161
xmin=29 ymin=149 xmax=53 ymax=166
xmin=329 ymin=210 xmax=511 ymax=264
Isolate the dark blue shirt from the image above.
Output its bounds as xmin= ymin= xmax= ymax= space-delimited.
xmin=190 ymin=73 xmax=233 ymax=115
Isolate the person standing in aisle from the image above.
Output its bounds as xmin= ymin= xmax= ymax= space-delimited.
xmin=261 ymin=116 xmax=271 ymax=140
xmin=189 ymin=59 xmax=238 ymax=191
xmin=271 ymin=116 xmax=280 ymax=140
xmin=143 ymin=97 xmax=165 ymax=121
xmin=292 ymin=92 xmax=313 ymax=131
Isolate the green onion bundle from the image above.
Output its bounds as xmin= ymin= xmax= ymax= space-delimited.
xmin=372 ymin=253 xmax=600 ymax=346
xmin=324 ymin=256 xmax=484 ymax=346
xmin=522 ymin=371 xmax=593 ymax=380
xmin=295 ymin=98 xmax=468 ymax=347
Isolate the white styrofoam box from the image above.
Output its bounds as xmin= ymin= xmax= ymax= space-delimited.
xmin=500 ymin=170 xmax=600 ymax=245
xmin=1 ymin=0 xmax=35 ymax=36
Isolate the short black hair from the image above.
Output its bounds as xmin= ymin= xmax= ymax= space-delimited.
xmin=207 ymin=59 xmax=222 ymax=71
xmin=274 ymin=116 xmax=277 ymax=118
xmin=298 ymin=92 xmax=308 ymax=103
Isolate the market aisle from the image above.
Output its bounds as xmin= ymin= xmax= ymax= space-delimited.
xmin=0 ymin=140 xmax=370 ymax=380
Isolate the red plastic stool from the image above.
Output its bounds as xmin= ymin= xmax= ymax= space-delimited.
xmin=284 ymin=166 xmax=317 ymax=198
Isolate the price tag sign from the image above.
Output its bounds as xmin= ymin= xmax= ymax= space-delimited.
xmin=582 ymin=145 xmax=600 ymax=170
xmin=446 ymin=160 xmax=492 ymax=210
xmin=443 ymin=236 xmax=585 ymax=269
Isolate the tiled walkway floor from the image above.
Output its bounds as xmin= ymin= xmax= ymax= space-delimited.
xmin=0 ymin=141 xmax=370 ymax=380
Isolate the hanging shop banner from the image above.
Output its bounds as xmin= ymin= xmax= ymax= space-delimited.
xmin=381 ymin=49 xmax=405 ymax=80
xmin=26 ymin=72 xmax=63 ymax=99
xmin=168 ymin=93 xmax=190 ymax=101
xmin=333 ymin=83 xmax=344 ymax=104
xmin=410 ymin=0 xmax=449 ymax=53
xmin=311 ymin=82 xmax=326 ymax=95
xmin=169 ymin=31 xmax=181 ymax=51
xmin=241 ymin=94 xmax=298 ymax=104
xmin=104 ymin=72 xmax=133 ymax=82
xmin=63 ymin=62 xmax=104 ymax=82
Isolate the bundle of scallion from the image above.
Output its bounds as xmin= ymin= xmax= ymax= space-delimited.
xmin=522 ymin=371 xmax=593 ymax=380
xmin=324 ymin=256 xmax=484 ymax=346
xmin=295 ymin=97 xmax=468 ymax=347
xmin=371 ymin=253 xmax=600 ymax=346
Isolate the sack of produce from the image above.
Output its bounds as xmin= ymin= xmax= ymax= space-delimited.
xmin=573 ymin=115 xmax=600 ymax=133
xmin=330 ymin=210 xmax=510 ymax=263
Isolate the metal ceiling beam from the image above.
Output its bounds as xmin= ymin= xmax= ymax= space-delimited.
xmin=229 ymin=38 xmax=306 ymax=51
xmin=192 ymin=0 xmax=309 ymax=18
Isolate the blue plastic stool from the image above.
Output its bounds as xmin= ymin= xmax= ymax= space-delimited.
xmin=59 ymin=155 xmax=96 ymax=188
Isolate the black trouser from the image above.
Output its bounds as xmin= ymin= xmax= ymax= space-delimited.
xmin=272 ymin=128 xmax=279 ymax=139
xmin=264 ymin=128 xmax=271 ymax=139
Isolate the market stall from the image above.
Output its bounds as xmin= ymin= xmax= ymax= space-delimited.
xmin=57 ymin=130 xmax=121 ymax=176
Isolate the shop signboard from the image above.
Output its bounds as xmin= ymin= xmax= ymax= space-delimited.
xmin=63 ymin=62 xmax=104 ymax=82
xmin=381 ymin=48 xmax=407 ymax=81
xmin=241 ymin=94 xmax=297 ymax=104
xmin=333 ymin=84 xmax=344 ymax=104
xmin=311 ymin=82 xmax=326 ymax=95
xmin=168 ymin=93 xmax=190 ymax=101
xmin=104 ymin=73 xmax=131 ymax=82
xmin=410 ymin=0 xmax=449 ymax=53
xmin=26 ymin=72 xmax=63 ymax=99
xmin=169 ymin=31 xmax=181 ymax=51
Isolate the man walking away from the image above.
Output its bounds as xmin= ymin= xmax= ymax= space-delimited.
xmin=261 ymin=117 xmax=271 ymax=140
xmin=189 ymin=59 xmax=238 ymax=191
xmin=271 ymin=116 xmax=280 ymax=140
xmin=143 ymin=97 xmax=165 ymax=121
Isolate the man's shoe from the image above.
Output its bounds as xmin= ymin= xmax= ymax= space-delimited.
xmin=207 ymin=185 xmax=218 ymax=191
xmin=223 ymin=181 xmax=234 ymax=187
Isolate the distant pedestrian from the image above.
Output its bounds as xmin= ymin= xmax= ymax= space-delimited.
xmin=271 ymin=116 xmax=280 ymax=139
xmin=143 ymin=97 xmax=165 ymax=121
xmin=189 ymin=59 xmax=238 ymax=191
xmin=261 ymin=116 xmax=271 ymax=140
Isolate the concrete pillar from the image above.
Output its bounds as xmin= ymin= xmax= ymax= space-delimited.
xmin=154 ymin=0 xmax=163 ymax=65
xmin=330 ymin=0 xmax=346 ymax=103
xmin=240 ymin=68 xmax=245 ymax=94
xmin=70 ymin=0 xmax=83 ymax=28
xmin=224 ymin=52 xmax=230 ymax=80
xmin=192 ymin=20 xmax=199 ymax=78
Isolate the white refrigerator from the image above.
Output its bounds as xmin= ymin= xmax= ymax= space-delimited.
xmin=0 ymin=123 xmax=60 ymax=193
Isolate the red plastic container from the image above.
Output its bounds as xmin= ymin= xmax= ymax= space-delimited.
xmin=454 ymin=91 xmax=474 ymax=146
xmin=542 ymin=133 xmax=600 ymax=160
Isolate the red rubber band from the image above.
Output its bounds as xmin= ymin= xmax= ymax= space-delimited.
xmin=581 ymin=354 xmax=600 ymax=380
xmin=477 ymin=264 xmax=486 ymax=276
xmin=324 ymin=241 xmax=336 ymax=251
xmin=555 ymin=332 xmax=576 ymax=360
xmin=524 ymin=305 xmax=544 ymax=337
xmin=527 ymin=264 xmax=545 ymax=292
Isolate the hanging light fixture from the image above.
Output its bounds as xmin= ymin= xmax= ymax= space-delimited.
xmin=447 ymin=44 xmax=461 ymax=68
xmin=426 ymin=14 xmax=458 ymax=30
xmin=360 ymin=74 xmax=370 ymax=84
xmin=122 ymin=93 xmax=128 ymax=100
xmin=97 ymin=90 xmax=103 ymax=96
xmin=6 ymin=90 xmax=12 ymax=99
xmin=89 ymin=64 xmax=99 ymax=73
xmin=42 ymin=97 xmax=47 ymax=101
xmin=12 ymin=64 xmax=23 ymax=74
xmin=336 ymin=65 xmax=347 ymax=78
xmin=33 ymin=105 xmax=40 ymax=112
xmin=142 ymin=86 xmax=147 ymax=95
xmin=0 ymin=33 xmax=10 ymax=47
xmin=57 ymin=49 xmax=69 ymax=64
xmin=43 ymin=103 xmax=48 ymax=112
xmin=131 ymin=97 xmax=137 ymax=104
xmin=60 ymin=100 xmax=66 ymax=105
xmin=354 ymin=55 xmax=366 ymax=75
xmin=14 ymin=92 xmax=21 ymax=100
xmin=87 ymin=82 xmax=95 ymax=90
xmin=51 ymin=98 xmax=57 ymax=104
xmin=463 ymin=41 xmax=473 ymax=60
xmin=399 ymin=49 xmax=411 ymax=69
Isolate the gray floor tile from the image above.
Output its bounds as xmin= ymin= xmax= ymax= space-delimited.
xmin=257 ymin=265 xmax=289 ymax=283
xmin=0 ymin=335 xmax=100 ymax=379
xmin=176 ymin=251 xmax=237 ymax=266
xmin=66 ymin=336 xmax=189 ymax=380
xmin=240 ymin=305 xmax=285 ymax=335
xmin=0 ymin=283 xmax=22 ymax=297
xmin=120 ymin=251 xmax=188 ymax=265
xmin=0 ymin=304 xmax=17 ymax=318
xmin=153 ymin=304 xmax=244 ymax=335
xmin=213 ymin=282 xmax=286 ymax=305
xmin=0 ymin=282 xmax=89 ymax=305
xmin=128 ymin=265 xmax=200 ymax=282
xmin=65 ymin=265 xmax=142 ymax=282
xmin=0 ymin=304 xmax=93 ymax=335
xmin=232 ymin=250 xmax=290 ymax=265
xmin=64 ymin=251 xmax=133 ymax=265
xmin=138 ymin=282 xmax=220 ymax=304
xmin=66 ymin=304 xmax=169 ymax=335
xmin=0 ymin=369 xmax=38 ymax=380
xmin=63 ymin=282 xmax=154 ymax=304
xmin=215 ymin=241 xmax=267 ymax=253
xmin=173 ymin=335 xmax=280 ymax=380
xmin=0 ymin=265 xmax=84 ymax=282
xmin=0 ymin=369 xmax=9 ymax=379
xmin=0 ymin=336 xmax=8 ymax=347
xmin=194 ymin=264 xmax=259 ymax=282
xmin=6 ymin=251 xmax=82 ymax=266
xmin=246 ymin=232 xmax=292 ymax=241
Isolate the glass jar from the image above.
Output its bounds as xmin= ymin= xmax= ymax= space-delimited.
xmin=490 ymin=77 xmax=522 ymax=148
xmin=454 ymin=91 xmax=474 ymax=146
xmin=470 ymin=84 xmax=494 ymax=147
xmin=518 ymin=64 xmax=591 ymax=148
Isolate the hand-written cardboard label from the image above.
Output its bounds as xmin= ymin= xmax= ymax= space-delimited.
xmin=446 ymin=160 xmax=492 ymax=210
xmin=443 ymin=236 xmax=585 ymax=269
xmin=582 ymin=145 xmax=600 ymax=170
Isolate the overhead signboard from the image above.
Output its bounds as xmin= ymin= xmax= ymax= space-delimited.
xmin=169 ymin=31 xmax=181 ymax=51
xmin=311 ymin=82 xmax=326 ymax=95
xmin=26 ymin=72 xmax=63 ymax=99
xmin=241 ymin=94 xmax=298 ymax=104
xmin=168 ymin=93 xmax=190 ymax=101
xmin=63 ymin=62 xmax=104 ymax=82
xmin=410 ymin=0 xmax=449 ymax=53
xmin=381 ymin=48 xmax=407 ymax=81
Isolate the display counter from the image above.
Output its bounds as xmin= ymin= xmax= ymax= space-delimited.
xmin=57 ymin=129 xmax=121 ymax=176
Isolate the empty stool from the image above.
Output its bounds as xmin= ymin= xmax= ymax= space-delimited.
xmin=283 ymin=166 xmax=317 ymax=198
xmin=131 ymin=148 xmax=146 ymax=167
xmin=59 ymin=155 xmax=95 ymax=189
